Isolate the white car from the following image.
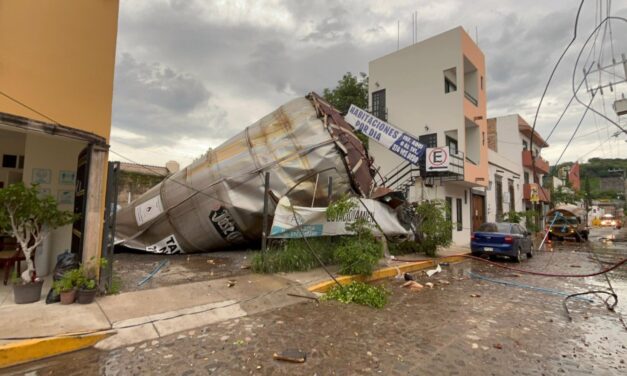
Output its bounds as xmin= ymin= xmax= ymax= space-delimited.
xmin=600 ymin=214 xmax=617 ymax=227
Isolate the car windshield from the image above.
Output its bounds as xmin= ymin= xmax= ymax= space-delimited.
xmin=477 ymin=223 xmax=511 ymax=233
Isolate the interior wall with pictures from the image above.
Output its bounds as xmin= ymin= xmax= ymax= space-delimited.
xmin=0 ymin=128 xmax=26 ymax=188
xmin=22 ymin=133 xmax=86 ymax=271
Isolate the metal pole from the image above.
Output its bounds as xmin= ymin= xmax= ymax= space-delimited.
xmin=311 ymin=174 xmax=319 ymax=207
xmin=261 ymin=172 xmax=270 ymax=253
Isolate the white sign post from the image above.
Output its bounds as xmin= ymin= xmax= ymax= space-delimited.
xmin=344 ymin=104 xmax=425 ymax=165
xmin=425 ymin=146 xmax=450 ymax=172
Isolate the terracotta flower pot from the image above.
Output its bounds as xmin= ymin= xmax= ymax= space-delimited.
xmin=13 ymin=280 xmax=44 ymax=304
xmin=60 ymin=289 xmax=77 ymax=305
xmin=77 ymin=288 xmax=97 ymax=304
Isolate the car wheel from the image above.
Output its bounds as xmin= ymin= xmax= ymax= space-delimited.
xmin=526 ymin=246 xmax=533 ymax=258
xmin=514 ymin=247 xmax=523 ymax=263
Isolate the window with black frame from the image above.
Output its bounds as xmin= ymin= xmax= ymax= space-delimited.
xmin=371 ymin=89 xmax=386 ymax=121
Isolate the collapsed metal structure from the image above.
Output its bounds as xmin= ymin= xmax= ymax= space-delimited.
xmin=115 ymin=93 xmax=378 ymax=253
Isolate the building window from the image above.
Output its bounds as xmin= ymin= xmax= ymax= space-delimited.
xmin=456 ymin=198 xmax=463 ymax=231
xmin=419 ymin=133 xmax=437 ymax=148
xmin=480 ymin=76 xmax=484 ymax=90
xmin=372 ymin=89 xmax=386 ymax=121
xmin=524 ymin=172 xmax=529 ymax=185
xmin=444 ymin=67 xmax=457 ymax=93
xmin=2 ymin=155 xmax=18 ymax=168
xmin=508 ymin=179 xmax=515 ymax=213
xmin=495 ymin=176 xmax=503 ymax=221
xmin=522 ymin=140 xmax=529 ymax=150
xmin=446 ymin=136 xmax=458 ymax=155
xmin=445 ymin=197 xmax=452 ymax=222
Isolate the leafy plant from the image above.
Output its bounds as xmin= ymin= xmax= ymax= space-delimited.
xmin=322 ymin=281 xmax=389 ymax=308
xmin=0 ymin=183 xmax=77 ymax=282
xmin=52 ymin=268 xmax=81 ymax=294
xmin=322 ymin=72 xmax=368 ymax=114
xmin=76 ymin=257 xmax=107 ymax=290
xmin=325 ymin=194 xmax=357 ymax=221
xmin=335 ymin=219 xmax=382 ymax=275
xmin=251 ymin=237 xmax=337 ymax=273
xmin=413 ymin=200 xmax=452 ymax=257
xmin=504 ymin=210 xmax=523 ymax=224
xmin=389 ymin=240 xmax=421 ymax=256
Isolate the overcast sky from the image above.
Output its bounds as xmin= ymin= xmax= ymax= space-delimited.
xmin=110 ymin=0 xmax=627 ymax=169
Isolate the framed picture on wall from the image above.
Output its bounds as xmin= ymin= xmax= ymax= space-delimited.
xmin=57 ymin=189 xmax=74 ymax=205
xmin=32 ymin=168 xmax=52 ymax=184
xmin=59 ymin=170 xmax=76 ymax=185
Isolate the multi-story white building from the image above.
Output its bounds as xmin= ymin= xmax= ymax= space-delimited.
xmin=368 ymin=27 xmax=489 ymax=246
xmin=485 ymin=114 xmax=551 ymax=224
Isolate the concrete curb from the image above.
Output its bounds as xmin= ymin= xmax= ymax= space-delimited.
xmin=308 ymin=255 xmax=467 ymax=293
xmin=0 ymin=330 xmax=113 ymax=369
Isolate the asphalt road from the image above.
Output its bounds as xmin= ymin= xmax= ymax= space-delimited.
xmin=6 ymin=227 xmax=627 ymax=375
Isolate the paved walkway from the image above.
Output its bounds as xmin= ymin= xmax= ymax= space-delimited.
xmin=0 ymin=244 xmax=469 ymax=351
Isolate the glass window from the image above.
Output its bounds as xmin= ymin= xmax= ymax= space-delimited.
xmin=446 ymin=136 xmax=458 ymax=155
xmin=444 ymin=67 xmax=457 ymax=93
xmin=522 ymin=140 xmax=528 ymax=150
xmin=456 ymin=198 xmax=463 ymax=231
xmin=419 ymin=133 xmax=437 ymax=148
xmin=478 ymin=223 xmax=511 ymax=233
xmin=372 ymin=89 xmax=386 ymax=121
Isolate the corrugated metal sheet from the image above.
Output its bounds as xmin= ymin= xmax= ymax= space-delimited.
xmin=115 ymin=94 xmax=376 ymax=253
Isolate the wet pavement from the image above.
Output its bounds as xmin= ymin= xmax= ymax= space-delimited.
xmin=113 ymin=250 xmax=252 ymax=293
xmin=6 ymin=228 xmax=627 ymax=375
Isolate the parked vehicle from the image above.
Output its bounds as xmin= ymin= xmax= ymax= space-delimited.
xmin=600 ymin=214 xmax=617 ymax=227
xmin=471 ymin=222 xmax=534 ymax=262
xmin=545 ymin=205 xmax=589 ymax=242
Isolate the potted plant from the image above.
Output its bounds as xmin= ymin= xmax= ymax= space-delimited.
xmin=52 ymin=269 xmax=81 ymax=304
xmin=0 ymin=183 xmax=76 ymax=304
xmin=76 ymin=258 xmax=106 ymax=304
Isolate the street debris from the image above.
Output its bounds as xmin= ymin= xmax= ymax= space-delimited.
xmin=137 ymin=260 xmax=169 ymax=287
xmin=287 ymin=292 xmax=319 ymax=301
xmin=273 ymin=349 xmax=307 ymax=363
xmin=403 ymin=273 xmax=415 ymax=281
xmin=493 ymin=343 xmax=503 ymax=350
xmin=402 ymin=281 xmax=424 ymax=291
xmin=115 ymin=94 xmax=377 ymax=254
xmin=426 ymin=264 xmax=442 ymax=277
xmin=226 ymin=280 xmax=236 ymax=288
xmin=425 ymin=282 xmax=434 ymax=289
xmin=470 ymin=294 xmax=481 ymax=298
xmin=438 ymin=279 xmax=450 ymax=285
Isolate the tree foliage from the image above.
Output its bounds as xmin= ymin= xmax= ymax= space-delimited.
xmin=413 ymin=200 xmax=452 ymax=257
xmin=323 ymin=72 xmax=369 ymax=114
xmin=0 ymin=183 xmax=77 ymax=282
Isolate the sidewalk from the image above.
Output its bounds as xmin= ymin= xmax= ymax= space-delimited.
xmin=0 ymin=244 xmax=470 ymax=367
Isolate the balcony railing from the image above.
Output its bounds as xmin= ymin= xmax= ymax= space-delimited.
xmin=464 ymin=91 xmax=478 ymax=106
xmin=523 ymin=183 xmax=551 ymax=203
xmin=522 ymin=150 xmax=550 ymax=174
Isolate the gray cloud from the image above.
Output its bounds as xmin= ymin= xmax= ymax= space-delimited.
xmin=111 ymin=0 xmax=627 ymax=166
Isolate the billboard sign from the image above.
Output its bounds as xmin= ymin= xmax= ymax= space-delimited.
xmin=344 ymin=104 xmax=425 ymax=165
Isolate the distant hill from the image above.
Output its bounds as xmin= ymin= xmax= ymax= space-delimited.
xmin=552 ymin=158 xmax=626 ymax=199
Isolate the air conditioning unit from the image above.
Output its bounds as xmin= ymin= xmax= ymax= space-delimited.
xmin=614 ymin=98 xmax=627 ymax=116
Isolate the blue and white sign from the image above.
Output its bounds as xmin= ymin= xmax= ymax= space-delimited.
xmin=344 ymin=104 xmax=425 ymax=165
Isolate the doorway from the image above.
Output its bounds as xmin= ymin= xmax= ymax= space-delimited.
xmin=472 ymin=194 xmax=485 ymax=231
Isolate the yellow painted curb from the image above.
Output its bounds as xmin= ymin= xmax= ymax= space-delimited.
xmin=308 ymin=255 xmax=468 ymax=293
xmin=0 ymin=330 xmax=113 ymax=369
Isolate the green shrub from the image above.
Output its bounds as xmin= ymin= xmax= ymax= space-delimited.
xmin=251 ymin=237 xmax=337 ymax=273
xmin=322 ymin=281 xmax=389 ymax=308
xmin=335 ymin=219 xmax=382 ymax=275
xmin=413 ymin=200 xmax=452 ymax=257
xmin=52 ymin=268 xmax=82 ymax=294
xmin=389 ymin=240 xmax=421 ymax=255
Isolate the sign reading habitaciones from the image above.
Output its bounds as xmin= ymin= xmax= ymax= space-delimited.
xmin=344 ymin=104 xmax=425 ymax=165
